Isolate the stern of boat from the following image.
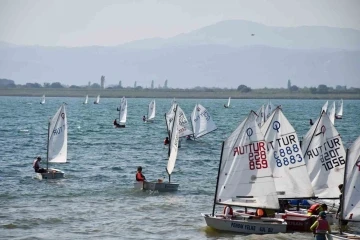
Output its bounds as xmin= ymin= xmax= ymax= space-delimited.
xmin=36 ymin=168 xmax=65 ymax=180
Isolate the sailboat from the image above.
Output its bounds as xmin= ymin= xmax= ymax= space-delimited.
xmin=40 ymin=95 xmax=45 ymax=104
xmin=224 ymin=97 xmax=231 ymax=108
xmin=146 ymin=99 xmax=156 ymax=122
xmin=261 ymin=107 xmax=314 ymax=199
xmin=335 ymin=99 xmax=343 ymax=119
xmin=83 ymin=95 xmax=88 ymax=104
xmin=36 ymin=104 xmax=67 ymax=180
xmin=190 ymin=104 xmax=217 ymax=139
xmin=134 ymin=104 xmax=180 ymax=192
xmin=264 ymin=100 xmax=275 ymax=121
xmin=330 ymin=135 xmax=360 ymax=239
xmin=328 ymin=101 xmax=336 ymax=125
xmin=256 ymin=104 xmax=265 ymax=127
xmin=116 ymin=97 xmax=127 ymax=128
xmin=94 ymin=95 xmax=100 ymax=104
xmin=202 ymin=111 xmax=287 ymax=234
xmin=166 ymin=104 xmax=193 ymax=138
xmin=321 ymin=101 xmax=328 ymax=114
xmin=301 ymin=110 xmax=346 ymax=199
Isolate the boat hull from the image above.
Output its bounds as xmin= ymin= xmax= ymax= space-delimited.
xmin=35 ymin=168 xmax=65 ymax=180
xmin=329 ymin=232 xmax=360 ymax=239
xmin=134 ymin=181 xmax=179 ymax=192
xmin=202 ymin=213 xmax=287 ymax=234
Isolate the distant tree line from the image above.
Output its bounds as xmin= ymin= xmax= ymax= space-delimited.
xmin=0 ymin=78 xmax=359 ymax=94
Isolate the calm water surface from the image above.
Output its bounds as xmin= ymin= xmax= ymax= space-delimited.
xmin=0 ymin=97 xmax=359 ymax=240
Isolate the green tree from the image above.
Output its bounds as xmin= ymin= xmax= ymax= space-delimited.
xmin=317 ymin=84 xmax=328 ymax=94
xmin=50 ymin=82 xmax=64 ymax=88
xmin=237 ymin=84 xmax=252 ymax=92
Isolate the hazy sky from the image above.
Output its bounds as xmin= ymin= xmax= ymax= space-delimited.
xmin=0 ymin=0 xmax=359 ymax=47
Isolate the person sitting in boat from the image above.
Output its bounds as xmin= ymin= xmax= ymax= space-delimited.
xmin=33 ymin=156 xmax=46 ymax=173
xmin=164 ymin=137 xmax=170 ymax=145
xmin=310 ymin=211 xmax=331 ymax=240
xmin=113 ymin=119 xmax=121 ymax=128
xmin=142 ymin=115 xmax=146 ymax=122
xmin=222 ymin=205 xmax=234 ymax=219
xmin=310 ymin=119 xmax=314 ymax=126
xmin=336 ymin=184 xmax=349 ymax=228
xmin=255 ymin=208 xmax=275 ymax=218
xmin=307 ymin=203 xmax=327 ymax=216
xmin=135 ymin=166 xmax=146 ymax=182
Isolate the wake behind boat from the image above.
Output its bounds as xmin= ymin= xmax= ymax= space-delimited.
xmin=35 ymin=104 xmax=68 ymax=180
xmin=134 ymin=104 xmax=180 ymax=192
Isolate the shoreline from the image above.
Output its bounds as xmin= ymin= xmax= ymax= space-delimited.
xmin=0 ymin=88 xmax=359 ymax=99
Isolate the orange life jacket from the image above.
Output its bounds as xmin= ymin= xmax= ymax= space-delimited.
xmin=308 ymin=204 xmax=321 ymax=215
xmin=223 ymin=206 xmax=233 ymax=215
xmin=256 ymin=208 xmax=267 ymax=217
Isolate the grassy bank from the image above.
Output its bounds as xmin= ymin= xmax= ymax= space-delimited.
xmin=0 ymin=88 xmax=359 ymax=99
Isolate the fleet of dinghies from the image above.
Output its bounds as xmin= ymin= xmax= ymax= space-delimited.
xmin=33 ymin=97 xmax=359 ymax=237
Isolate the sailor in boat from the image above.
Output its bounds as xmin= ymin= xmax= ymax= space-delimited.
xmin=33 ymin=156 xmax=46 ymax=173
xmin=142 ymin=115 xmax=146 ymax=122
xmin=113 ymin=119 xmax=121 ymax=128
xmin=310 ymin=119 xmax=314 ymax=125
xmin=186 ymin=135 xmax=193 ymax=141
xmin=336 ymin=184 xmax=349 ymax=229
xmin=164 ymin=137 xmax=170 ymax=145
xmin=307 ymin=203 xmax=328 ymax=216
xmin=220 ymin=205 xmax=235 ymax=219
xmin=310 ymin=211 xmax=332 ymax=240
xmin=224 ymin=104 xmax=228 ymax=108
xmin=136 ymin=166 xmax=146 ymax=182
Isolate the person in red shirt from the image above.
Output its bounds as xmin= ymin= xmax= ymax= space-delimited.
xmin=136 ymin=166 xmax=146 ymax=182
xmin=164 ymin=137 xmax=170 ymax=145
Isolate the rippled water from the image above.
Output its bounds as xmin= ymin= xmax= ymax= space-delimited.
xmin=1 ymin=96 xmax=359 ymax=240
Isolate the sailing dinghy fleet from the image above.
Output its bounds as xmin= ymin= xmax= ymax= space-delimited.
xmin=33 ymin=96 xmax=358 ymax=237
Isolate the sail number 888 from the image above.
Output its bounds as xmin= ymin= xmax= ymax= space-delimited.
xmin=249 ymin=151 xmax=268 ymax=170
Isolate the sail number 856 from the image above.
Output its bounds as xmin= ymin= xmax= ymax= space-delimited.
xmin=249 ymin=151 xmax=268 ymax=170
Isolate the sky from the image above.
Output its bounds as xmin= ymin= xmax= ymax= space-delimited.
xmin=0 ymin=0 xmax=359 ymax=47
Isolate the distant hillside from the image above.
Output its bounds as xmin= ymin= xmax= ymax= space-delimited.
xmin=0 ymin=20 xmax=359 ymax=88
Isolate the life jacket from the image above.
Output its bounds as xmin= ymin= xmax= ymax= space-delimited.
xmin=316 ymin=219 xmax=329 ymax=234
xmin=164 ymin=139 xmax=169 ymax=145
xmin=223 ymin=206 xmax=233 ymax=215
xmin=308 ymin=204 xmax=321 ymax=215
xmin=256 ymin=208 xmax=267 ymax=217
xmin=136 ymin=172 xmax=145 ymax=181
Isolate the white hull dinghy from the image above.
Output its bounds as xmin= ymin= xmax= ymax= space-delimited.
xmin=94 ymin=95 xmax=100 ymax=104
xmin=135 ymin=104 xmax=181 ymax=192
xmin=36 ymin=104 xmax=68 ymax=180
xmin=146 ymin=99 xmax=155 ymax=123
xmin=83 ymin=95 xmax=88 ymax=104
xmin=116 ymin=97 xmax=127 ymax=128
xmin=190 ymin=103 xmax=217 ymax=139
xmin=224 ymin=97 xmax=231 ymax=108
xmin=40 ymin=95 xmax=45 ymax=104
xmin=202 ymin=111 xmax=287 ymax=234
xmin=335 ymin=99 xmax=343 ymax=119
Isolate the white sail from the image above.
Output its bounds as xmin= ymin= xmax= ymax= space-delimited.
xmin=336 ymin=99 xmax=343 ymax=118
xmin=119 ymin=97 xmax=127 ymax=124
xmin=147 ymin=99 xmax=156 ymax=121
xmin=94 ymin=95 xmax=100 ymax=104
xmin=83 ymin=95 xmax=88 ymax=104
xmin=178 ymin=106 xmax=193 ymax=138
xmin=167 ymin=105 xmax=180 ymax=175
xmin=165 ymin=103 xmax=177 ymax=133
xmin=40 ymin=95 xmax=45 ymax=104
xmin=301 ymin=111 xmax=346 ymax=198
xmin=191 ymin=104 xmax=217 ymax=139
xmin=48 ymin=104 xmax=67 ymax=163
xmin=342 ymin=136 xmax=360 ymax=221
xmin=256 ymin=104 xmax=265 ymax=127
xmin=261 ymin=108 xmax=314 ymax=198
xmin=328 ymin=101 xmax=336 ymax=125
xmin=227 ymin=97 xmax=231 ymax=107
xmin=264 ymin=100 xmax=275 ymax=121
xmin=216 ymin=111 xmax=279 ymax=209
xmin=321 ymin=101 xmax=328 ymax=113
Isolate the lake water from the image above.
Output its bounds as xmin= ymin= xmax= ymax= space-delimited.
xmin=1 ymin=96 xmax=359 ymax=240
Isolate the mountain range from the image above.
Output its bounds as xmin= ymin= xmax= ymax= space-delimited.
xmin=0 ymin=20 xmax=359 ymax=88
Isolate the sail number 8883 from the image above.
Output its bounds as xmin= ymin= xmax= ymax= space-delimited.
xmin=249 ymin=151 xmax=268 ymax=170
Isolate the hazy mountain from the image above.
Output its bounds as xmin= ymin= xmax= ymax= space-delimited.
xmin=0 ymin=20 xmax=359 ymax=88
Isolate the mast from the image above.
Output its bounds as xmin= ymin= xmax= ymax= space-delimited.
xmin=339 ymin=148 xmax=349 ymax=234
xmin=212 ymin=142 xmax=225 ymax=216
xmin=46 ymin=119 xmax=50 ymax=170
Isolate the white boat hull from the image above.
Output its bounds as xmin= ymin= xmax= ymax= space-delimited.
xmin=202 ymin=213 xmax=287 ymax=234
xmin=282 ymin=210 xmax=336 ymax=225
xmin=133 ymin=181 xmax=179 ymax=192
xmin=35 ymin=168 xmax=65 ymax=180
